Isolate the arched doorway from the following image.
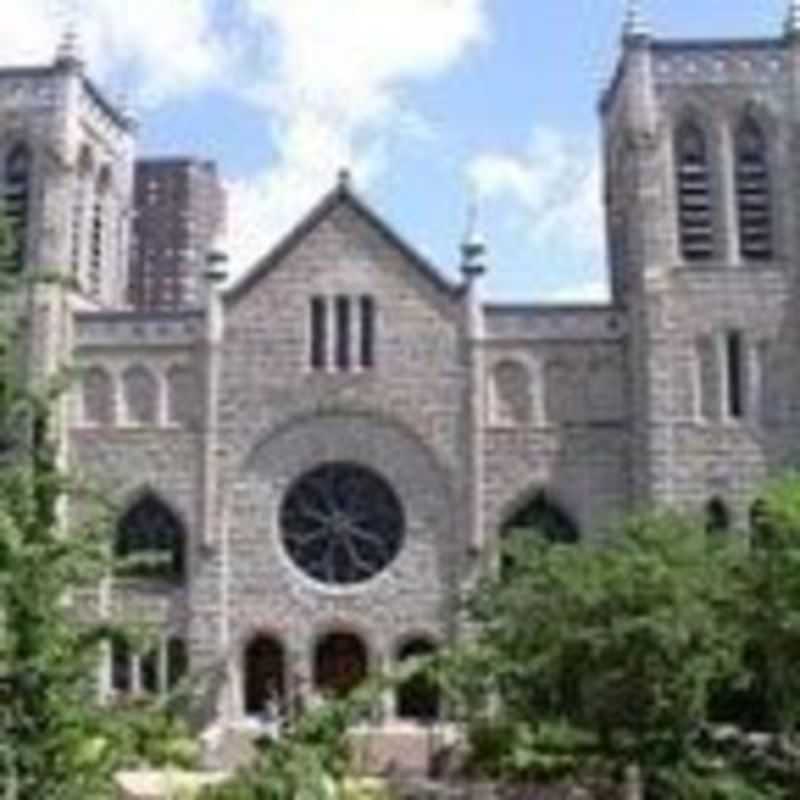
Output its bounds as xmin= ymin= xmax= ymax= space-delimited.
xmin=705 ymin=497 xmax=731 ymax=535
xmin=314 ymin=632 xmax=368 ymax=698
xmin=396 ymin=639 xmax=440 ymax=722
xmin=243 ymin=635 xmax=286 ymax=716
xmin=500 ymin=491 xmax=579 ymax=575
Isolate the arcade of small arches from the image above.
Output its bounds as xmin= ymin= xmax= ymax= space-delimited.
xmin=80 ymin=362 xmax=200 ymax=429
xmin=239 ymin=631 xmax=442 ymax=723
xmin=487 ymin=356 xmax=624 ymax=428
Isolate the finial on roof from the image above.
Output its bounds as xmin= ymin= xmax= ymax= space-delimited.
xmin=622 ymin=0 xmax=649 ymax=43
xmin=787 ymin=0 xmax=800 ymax=37
xmin=205 ymin=234 xmax=229 ymax=284
xmin=114 ymin=88 xmax=139 ymax=130
xmin=337 ymin=167 xmax=352 ymax=191
xmin=54 ymin=20 xmax=85 ymax=71
xmin=461 ymin=197 xmax=488 ymax=278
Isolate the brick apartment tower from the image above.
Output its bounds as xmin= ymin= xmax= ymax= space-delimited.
xmin=128 ymin=158 xmax=226 ymax=310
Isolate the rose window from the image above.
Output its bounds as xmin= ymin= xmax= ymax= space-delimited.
xmin=280 ymin=463 xmax=404 ymax=585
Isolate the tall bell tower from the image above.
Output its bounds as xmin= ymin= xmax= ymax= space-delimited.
xmin=602 ymin=0 xmax=800 ymax=521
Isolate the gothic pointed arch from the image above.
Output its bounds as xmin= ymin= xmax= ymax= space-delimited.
xmin=674 ymin=119 xmax=714 ymax=262
xmin=501 ymin=490 xmax=580 ymax=545
xmin=735 ymin=115 xmax=772 ymax=260
xmin=115 ymin=491 xmax=186 ymax=581
xmin=3 ymin=141 xmax=32 ymax=271
xmin=499 ymin=490 xmax=579 ymax=575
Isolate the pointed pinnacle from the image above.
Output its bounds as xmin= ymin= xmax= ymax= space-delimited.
xmin=622 ymin=0 xmax=649 ymax=42
xmin=461 ymin=196 xmax=487 ymax=275
xmin=55 ymin=21 xmax=85 ymax=70
xmin=787 ymin=0 xmax=800 ymax=37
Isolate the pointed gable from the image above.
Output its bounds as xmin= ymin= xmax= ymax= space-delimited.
xmin=223 ymin=177 xmax=461 ymax=305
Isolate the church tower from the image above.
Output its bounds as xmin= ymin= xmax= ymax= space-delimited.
xmin=602 ymin=1 xmax=800 ymax=521
xmin=0 ymin=28 xmax=136 ymax=380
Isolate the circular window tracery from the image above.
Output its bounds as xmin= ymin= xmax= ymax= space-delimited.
xmin=280 ymin=463 xmax=404 ymax=585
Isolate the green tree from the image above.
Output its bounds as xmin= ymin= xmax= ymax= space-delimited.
xmin=730 ymin=474 xmax=800 ymax=735
xmin=447 ymin=511 xmax=755 ymax=797
xmin=0 ymin=222 xmax=196 ymax=799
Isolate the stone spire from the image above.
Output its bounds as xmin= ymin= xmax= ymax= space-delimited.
xmin=622 ymin=0 xmax=649 ymax=43
xmin=54 ymin=21 xmax=85 ymax=71
xmin=787 ymin=0 xmax=800 ymax=37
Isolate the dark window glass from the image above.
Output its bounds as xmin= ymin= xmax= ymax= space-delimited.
xmin=500 ymin=492 xmax=579 ymax=578
xmin=115 ymin=494 xmax=185 ymax=582
xmin=727 ymin=331 xmax=744 ymax=419
xmin=335 ymin=296 xmax=351 ymax=371
xmin=736 ymin=119 xmax=772 ymax=261
xmin=314 ymin=633 xmax=368 ymax=698
xmin=280 ymin=463 xmax=404 ymax=585
xmin=397 ymin=640 xmax=440 ymax=721
xmin=244 ymin=636 xmax=285 ymax=715
xmin=360 ymin=296 xmax=375 ymax=369
xmin=167 ymin=637 xmax=188 ymax=691
xmin=111 ymin=636 xmax=131 ymax=693
xmin=310 ymin=296 xmax=327 ymax=370
xmin=141 ymin=647 xmax=159 ymax=694
xmin=3 ymin=143 xmax=31 ymax=272
xmin=705 ymin=498 xmax=730 ymax=535
xmin=675 ymin=123 xmax=714 ymax=262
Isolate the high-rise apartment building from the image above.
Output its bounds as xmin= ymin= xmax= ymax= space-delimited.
xmin=128 ymin=158 xmax=226 ymax=310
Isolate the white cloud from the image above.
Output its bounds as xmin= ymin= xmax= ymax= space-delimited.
xmin=226 ymin=0 xmax=488 ymax=270
xmin=540 ymin=278 xmax=610 ymax=305
xmin=2 ymin=0 xmax=489 ymax=273
xmin=469 ymin=127 xmax=605 ymax=262
xmin=0 ymin=0 xmax=226 ymax=106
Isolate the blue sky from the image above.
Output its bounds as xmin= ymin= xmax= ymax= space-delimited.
xmin=3 ymin=1 xmax=793 ymax=302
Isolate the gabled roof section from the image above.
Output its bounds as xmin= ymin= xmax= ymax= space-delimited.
xmin=224 ymin=177 xmax=461 ymax=303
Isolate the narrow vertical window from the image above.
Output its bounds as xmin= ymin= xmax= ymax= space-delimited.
xmin=335 ymin=295 xmax=351 ymax=371
xmin=736 ymin=118 xmax=772 ymax=261
xmin=360 ymin=296 xmax=375 ymax=369
xmin=310 ymin=296 xmax=327 ymax=370
xmin=90 ymin=167 xmax=111 ymax=300
xmin=4 ymin=143 xmax=31 ymax=272
xmin=141 ymin=648 xmax=159 ymax=694
xmin=675 ymin=123 xmax=714 ymax=262
xmin=166 ymin=637 xmax=188 ymax=690
xmin=111 ymin=636 xmax=132 ymax=693
xmin=727 ymin=331 xmax=744 ymax=419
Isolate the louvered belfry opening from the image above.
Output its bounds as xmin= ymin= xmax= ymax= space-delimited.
xmin=736 ymin=118 xmax=772 ymax=261
xmin=3 ymin=143 xmax=32 ymax=271
xmin=676 ymin=123 xmax=714 ymax=262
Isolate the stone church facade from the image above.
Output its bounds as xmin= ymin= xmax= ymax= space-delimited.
xmin=2 ymin=7 xmax=800 ymax=730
